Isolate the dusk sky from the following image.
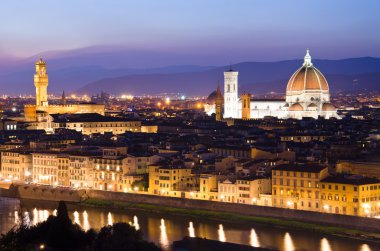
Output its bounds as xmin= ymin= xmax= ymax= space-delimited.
xmin=1 ymin=0 xmax=380 ymax=64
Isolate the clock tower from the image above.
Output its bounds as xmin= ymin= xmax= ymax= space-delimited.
xmin=34 ymin=58 xmax=49 ymax=107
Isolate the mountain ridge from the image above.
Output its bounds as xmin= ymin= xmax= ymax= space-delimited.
xmin=78 ymin=57 xmax=380 ymax=96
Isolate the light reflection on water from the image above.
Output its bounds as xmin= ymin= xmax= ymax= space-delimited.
xmin=159 ymin=218 xmax=169 ymax=249
xmin=83 ymin=211 xmax=90 ymax=232
xmin=133 ymin=215 xmax=140 ymax=230
xmin=321 ymin=237 xmax=332 ymax=251
xmin=218 ymin=224 xmax=226 ymax=242
xmin=73 ymin=211 xmax=80 ymax=225
xmin=188 ymin=221 xmax=195 ymax=238
xmin=360 ymin=244 xmax=372 ymax=251
xmin=107 ymin=212 xmax=113 ymax=226
xmin=0 ymin=198 xmax=378 ymax=251
xmin=250 ymin=228 xmax=260 ymax=247
xmin=284 ymin=232 xmax=295 ymax=251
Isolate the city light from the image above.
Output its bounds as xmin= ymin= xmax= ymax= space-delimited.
xmin=165 ymin=97 xmax=170 ymax=105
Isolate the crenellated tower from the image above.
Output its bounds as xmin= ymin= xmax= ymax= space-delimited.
xmin=34 ymin=58 xmax=49 ymax=107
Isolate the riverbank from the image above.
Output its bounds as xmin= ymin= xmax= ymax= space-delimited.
xmin=80 ymin=198 xmax=380 ymax=243
xmin=4 ymin=184 xmax=380 ymax=242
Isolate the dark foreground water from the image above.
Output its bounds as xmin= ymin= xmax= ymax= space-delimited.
xmin=0 ymin=197 xmax=378 ymax=251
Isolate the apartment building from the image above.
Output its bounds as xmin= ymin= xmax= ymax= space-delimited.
xmin=272 ymin=164 xmax=329 ymax=211
xmin=320 ymin=175 xmax=380 ymax=217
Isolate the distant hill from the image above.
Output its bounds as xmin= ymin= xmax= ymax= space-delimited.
xmin=1 ymin=47 xmax=379 ymax=96
xmin=0 ymin=46 xmax=216 ymax=95
xmin=78 ymin=57 xmax=380 ymax=96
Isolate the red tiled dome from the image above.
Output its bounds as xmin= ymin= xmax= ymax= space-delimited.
xmin=286 ymin=50 xmax=329 ymax=93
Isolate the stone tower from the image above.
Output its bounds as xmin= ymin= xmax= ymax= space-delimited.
xmin=241 ymin=93 xmax=251 ymax=120
xmin=223 ymin=68 xmax=238 ymax=118
xmin=215 ymin=84 xmax=224 ymax=121
xmin=34 ymin=58 xmax=49 ymax=107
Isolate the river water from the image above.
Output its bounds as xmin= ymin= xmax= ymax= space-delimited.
xmin=0 ymin=197 xmax=378 ymax=251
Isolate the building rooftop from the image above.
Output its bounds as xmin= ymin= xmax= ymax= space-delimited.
xmin=272 ymin=164 xmax=327 ymax=173
xmin=51 ymin=113 xmax=139 ymax=123
xmin=321 ymin=175 xmax=380 ymax=185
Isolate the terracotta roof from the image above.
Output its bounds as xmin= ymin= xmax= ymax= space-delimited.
xmin=321 ymin=175 xmax=380 ymax=185
xmin=289 ymin=103 xmax=303 ymax=111
xmin=286 ymin=50 xmax=329 ymax=93
xmin=273 ymin=164 xmax=327 ymax=173
xmin=322 ymin=103 xmax=336 ymax=111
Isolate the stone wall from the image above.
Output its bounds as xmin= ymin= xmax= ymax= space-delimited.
xmin=87 ymin=190 xmax=380 ymax=232
xmin=5 ymin=185 xmax=87 ymax=202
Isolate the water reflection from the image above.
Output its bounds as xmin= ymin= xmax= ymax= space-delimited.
xmin=159 ymin=219 xmax=169 ymax=249
xmin=360 ymin=244 xmax=372 ymax=251
xmin=14 ymin=211 xmax=19 ymax=224
xmin=73 ymin=211 xmax=80 ymax=225
xmin=188 ymin=222 xmax=195 ymax=238
xmin=133 ymin=215 xmax=140 ymax=230
xmin=320 ymin=238 xmax=332 ymax=251
xmin=284 ymin=232 xmax=295 ymax=251
xmin=100 ymin=212 xmax=105 ymax=226
xmin=3 ymin=201 xmax=375 ymax=251
xmin=218 ymin=224 xmax=226 ymax=242
xmin=23 ymin=212 xmax=30 ymax=228
xmin=83 ymin=211 xmax=90 ymax=231
xmin=250 ymin=228 xmax=260 ymax=247
xmin=33 ymin=208 xmax=38 ymax=225
xmin=107 ymin=212 xmax=113 ymax=225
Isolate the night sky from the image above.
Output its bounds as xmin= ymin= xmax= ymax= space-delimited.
xmin=1 ymin=0 xmax=379 ymax=64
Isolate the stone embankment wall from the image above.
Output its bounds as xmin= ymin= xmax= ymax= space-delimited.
xmin=0 ymin=185 xmax=87 ymax=202
xmin=2 ymin=185 xmax=380 ymax=232
xmin=87 ymin=190 xmax=380 ymax=232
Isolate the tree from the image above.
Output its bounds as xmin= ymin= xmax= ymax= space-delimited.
xmin=94 ymin=223 xmax=161 ymax=251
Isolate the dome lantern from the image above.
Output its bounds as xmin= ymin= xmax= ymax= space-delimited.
xmin=303 ymin=49 xmax=313 ymax=67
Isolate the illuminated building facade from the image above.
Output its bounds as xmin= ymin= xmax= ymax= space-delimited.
xmin=271 ymin=164 xmax=329 ymax=211
xmin=320 ymin=175 xmax=380 ymax=217
xmin=24 ymin=59 xmax=105 ymax=121
xmin=207 ymin=50 xmax=339 ymax=120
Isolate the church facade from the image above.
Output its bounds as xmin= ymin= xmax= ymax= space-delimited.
xmin=24 ymin=59 xmax=105 ymax=121
xmin=207 ymin=50 xmax=339 ymax=120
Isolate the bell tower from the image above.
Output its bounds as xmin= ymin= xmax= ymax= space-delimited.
xmin=215 ymin=83 xmax=224 ymax=121
xmin=34 ymin=58 xmax=49 ymax=107
xmin=224 ymin=68 xmax=238 ymax=118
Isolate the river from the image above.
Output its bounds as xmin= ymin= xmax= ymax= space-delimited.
xmin=0 ymin=197 xmax=378 ymax=251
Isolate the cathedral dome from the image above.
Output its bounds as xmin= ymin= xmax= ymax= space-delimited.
xmin=286 ymin=50 xmax=329 ymax=93
xmin=289 ymin=103 xmax=303 ymax=111
xmin=206 ymin=91 xmax=217 ymax=104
